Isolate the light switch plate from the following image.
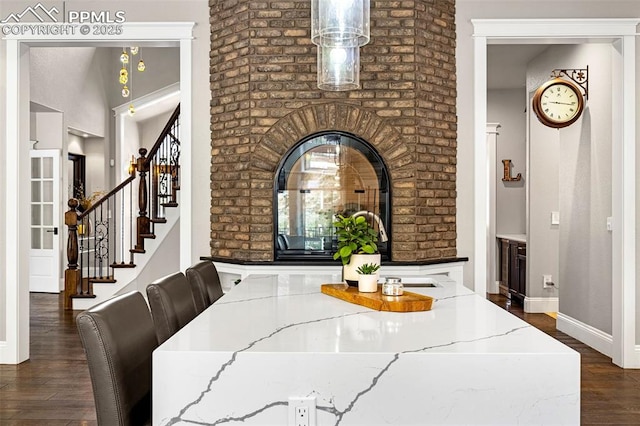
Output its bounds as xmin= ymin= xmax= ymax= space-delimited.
xmin=551 ymin=211 xmax=560 ymax=226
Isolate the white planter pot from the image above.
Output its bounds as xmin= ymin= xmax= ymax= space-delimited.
xmin=358 ymin=274 xmax=379 ymax=292
xmin=343 ymin=253 xmax=380 ymax=286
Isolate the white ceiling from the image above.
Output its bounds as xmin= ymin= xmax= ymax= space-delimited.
xmin=487 ymin=45 xmax=549 ymax=89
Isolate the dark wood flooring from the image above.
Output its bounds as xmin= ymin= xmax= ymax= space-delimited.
xmin=488 ymin=294 xmax=640 ymax=425
xmin=0 ymin=293 xmax=96 ymax=425
xmin=1 ymin=293 xmax=639 ymax=424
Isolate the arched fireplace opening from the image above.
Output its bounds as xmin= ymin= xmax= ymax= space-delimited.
xmin=274 ymin=131 xmax=391 ymax=261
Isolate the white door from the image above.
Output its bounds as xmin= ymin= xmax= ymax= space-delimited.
xmin=29 ymin=149 xmax=61 ymax=293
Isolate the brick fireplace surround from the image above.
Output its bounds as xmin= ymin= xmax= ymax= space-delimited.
xmin=209 ymin=0 xmax=457 ymax=263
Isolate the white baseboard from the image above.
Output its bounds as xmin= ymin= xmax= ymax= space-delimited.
xmin=487 ymin=280 xmax=500 ymax=294
xmin=523 ymin=296 xmax=558 ymax=313
xmin=557 ymin=312 xmax=612 ymax=358
xmin=634 ymin=346 xmax=640 ymax=368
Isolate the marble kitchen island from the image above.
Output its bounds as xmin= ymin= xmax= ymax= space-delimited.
xmin=153 ymin=274 xmax=579 ymax=425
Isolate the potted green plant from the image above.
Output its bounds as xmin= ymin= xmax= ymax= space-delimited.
xmin=356 ymin=263 xmax=380 ymax=292
xmin=333 ymin=214 xmax=380 ymax=286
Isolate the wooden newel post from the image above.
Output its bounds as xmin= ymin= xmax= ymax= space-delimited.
xmin=136 ymin=148 xmax=150 ymax=251
xmin=64 ymin=199 xmax=80 ymax=310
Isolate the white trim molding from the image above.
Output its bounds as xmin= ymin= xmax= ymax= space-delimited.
xmin=2 ymin=40 xmax=29 ymax=364
xmin=486 ymin=123 xmax=500 ymax=295
xmin=524 ymin=296 xmax=559 ymax=314
xmin=472 ymin=18 xmax=639 ymax=368
xmin=472 ymin=18 xmax=640 ymax=39
xmin=113 ymin=82 xmax=180 ymax=117
xmin=557 ymin=312 xmax=613 ymax=358
xmin=614 ymin=33 xmax=639 ymax=368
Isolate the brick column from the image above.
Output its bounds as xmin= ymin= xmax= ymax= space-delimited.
xmin=209 ymin=0 xmax=457 ymax=262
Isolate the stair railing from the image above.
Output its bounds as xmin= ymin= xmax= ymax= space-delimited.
xmin=64 ymin=104 xmax=180 ymax=309
xmin=135 ymin=104 xmax=181 ymax=252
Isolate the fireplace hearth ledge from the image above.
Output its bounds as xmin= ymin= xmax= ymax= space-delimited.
xmin=200 ymin=256 xmax=468 ymax=293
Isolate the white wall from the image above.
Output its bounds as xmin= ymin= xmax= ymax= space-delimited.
xmin=84 ymin=138 xmax=107 ymax=198
xmin=527 ymin=91 xmax=561 ymax=301
xmin=487 ymin=89 xmax=527 ymax=235
xmin=129 ymin=219 xmax=180 ymax=295
xmin=33 ymin=112 xmax=64 ymax=149
xmin=30 ymin=47 xmax=108 ymax=138
xmin=139 ymin=110 xmax=174 ymax=149
xmin=526 ymin=44 xmax=613 ymax=333
xmin=121 ymin=116 xmax=140 ymax=176
xmin=67 ymin=134 xmax=85 ymax=156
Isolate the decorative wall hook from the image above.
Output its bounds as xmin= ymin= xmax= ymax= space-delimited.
xmin=502 ymin=159 xmax=522 ymax=182
xmin=551 ymin=65 xmax=589 ymax=100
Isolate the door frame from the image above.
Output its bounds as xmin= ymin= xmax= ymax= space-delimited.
xmin=2 ymin=22 xmax=194 ymax=364
xmin=472 ymin=18 xmax=639 ymax=367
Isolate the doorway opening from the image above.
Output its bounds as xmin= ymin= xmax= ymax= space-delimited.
xmin=2 ymin=22 xmax=194 ymax=364
xmin=68 ymin=153 xmax=86 ymax=200
xmin=473 ymin=18 xmax=638 ymax=368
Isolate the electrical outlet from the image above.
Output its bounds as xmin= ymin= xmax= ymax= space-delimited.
xmin=295 ymin=406 xmax=309 ymax=426
xmin=288 ymin=396 xmax=316 ymax=426
xmin=543 ymin=275 xmax=554 ymax=288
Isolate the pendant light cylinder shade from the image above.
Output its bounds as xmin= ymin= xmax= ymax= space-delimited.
xmin=311 ymin=0 xmax=370 ymax=48
xmin=317 ymin=45 xmax=360 ymax=91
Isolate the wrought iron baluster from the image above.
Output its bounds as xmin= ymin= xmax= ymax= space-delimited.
xmin=107 ymin=197 xmax=112 ymax=271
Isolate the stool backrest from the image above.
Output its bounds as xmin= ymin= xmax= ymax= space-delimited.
xmin=76 ymin=291 xmax=157 ymax=426
xmin=185 ymin=261 xmax=224 ymax=314
xmin=146 ymin=271 xmax=198 ymax=344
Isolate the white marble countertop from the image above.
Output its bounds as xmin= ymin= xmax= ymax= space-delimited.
xmin=159 ymin=273 xmax=568 ymax=355
xmin=496 ymin=233 xmax=527 ymax=243
xmin=153 ymin=273 xmax=579 ymax=425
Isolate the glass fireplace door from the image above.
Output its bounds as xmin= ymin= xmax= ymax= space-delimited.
xmin=275 ymin=132 xmax=389 ymax=260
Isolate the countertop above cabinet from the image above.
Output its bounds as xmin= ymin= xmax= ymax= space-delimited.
xmin=496 ymin=233 xmax=527 ymax=244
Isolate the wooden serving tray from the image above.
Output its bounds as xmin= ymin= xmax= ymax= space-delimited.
xmin=321 ymin=284 xmax=434 ymax=312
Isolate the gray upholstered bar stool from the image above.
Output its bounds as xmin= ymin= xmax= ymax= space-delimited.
xmin=185 ymin=261 xmax=224 ymax=314
xmin=146 ymin=271 xmax=198 ymax=344
xmin=76 ymin=291 xmax=158 ymax=426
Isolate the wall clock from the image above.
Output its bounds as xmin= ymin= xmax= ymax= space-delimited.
xmin=532 ymin=77 xmax=585 ymax=128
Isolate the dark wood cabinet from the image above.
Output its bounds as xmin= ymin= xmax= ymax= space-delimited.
xmin=499 ymin=239 xmax=510 ymax=296
xmin=499 ymin=238 xmax=526 ymax=303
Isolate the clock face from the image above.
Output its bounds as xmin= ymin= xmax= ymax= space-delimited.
xmin=532 ymin=78 xmax=584 ymax=128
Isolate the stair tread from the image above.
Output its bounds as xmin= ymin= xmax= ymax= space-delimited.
xmin=151 ymin=218 xmax=167 ymax=223
xmin=70 ymin=294 xmax=97 ymax=299
xmin=88 ymin=277 xmax=116 ymax=283
xmin=162 ymin=202 xmax=178 ymax=207
xmin=130 ymin=248 xmax=146 ymax=254
xmin=111 ymin=263 xmax=136 ymax=268
xmin=141 ymin=233 xmax=156 ymax=239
